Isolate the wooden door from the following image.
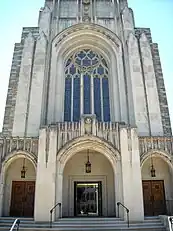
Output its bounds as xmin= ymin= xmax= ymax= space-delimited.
xmin=142 ymin=180 xmax=166 ymax=216
xmin=10 ymin=181 xmax=35 ymax=217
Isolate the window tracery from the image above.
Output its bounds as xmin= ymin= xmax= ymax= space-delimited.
xmin=64 ymin=49 xmax=110 ymax=121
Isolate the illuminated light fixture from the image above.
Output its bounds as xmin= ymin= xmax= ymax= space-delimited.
xmin=21 ymin=158 xmax=27 ymax=178
xmin=85 ymin=150 xmax=91 ymax=173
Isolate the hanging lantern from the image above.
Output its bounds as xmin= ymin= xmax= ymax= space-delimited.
xmin=150 ymin=164 xmax=156 ymax=178
xmin=85 ymin=150 xmax=91 ymax=173
xmin=21 ymin=158 xmax=27 ymax=178
xmin=150 ymin=155 xmax=156 ymax=178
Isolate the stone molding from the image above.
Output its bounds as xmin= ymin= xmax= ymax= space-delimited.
xmin=52 ymin=23 xmax=122 ymax=49
xmin=139 ymin=136 xmax=173 ymax=156
xmin=0 ymin=137 xmax=38 ymax=163
xmin=140 ymin=149 xmax=173 ymax=170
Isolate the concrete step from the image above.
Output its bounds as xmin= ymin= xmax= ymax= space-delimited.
xmin=0 ymin=216 xmax=166 ymax=231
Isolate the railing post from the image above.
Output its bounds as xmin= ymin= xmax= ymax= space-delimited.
xmin=16 ymin=219 xmax=20 ymax=231
xmin=127 ymin=209 xmax=129 ymax=228
xmin=50 ymin=210 xmax=53 ymax=228
xmin=59 ymin=203 xmax=62 ymax=218
xmin=9 ymin=219 xmax=20 ymax=231
xmin=50 ymin=202 xmax=62 ymax=228
xmin=117 ymin=202 xmax=130 ymax=228
xmin=117 ymin=202 xmax=120 ymax=218
xmin=168 ymin=216 xmax=173 ymax=231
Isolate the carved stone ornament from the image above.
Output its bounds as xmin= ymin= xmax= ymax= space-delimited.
xmin=83 ymin=16 xmax=91 ymax=22
xmin=84 ymin=117 xmax=92 ymax=134
xmin=83 ymin=0 xmax=90 ymax=5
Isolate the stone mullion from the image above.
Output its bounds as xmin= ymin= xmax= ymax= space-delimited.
xmin=80 ymin=73 xmax=84 ymax=115
xmin=91 ymin=73 xmax=94 ymax=114
xmin=71 ymin=76 xmax=74 ymax=121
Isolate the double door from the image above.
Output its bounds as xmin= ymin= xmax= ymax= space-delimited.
xmin=10 ymin=181 xmax=35 ymax=217
xmin=142 ymin=180 xmax=166 ymax=216
xmin=74 ymin=182 xmax=102 ymax=216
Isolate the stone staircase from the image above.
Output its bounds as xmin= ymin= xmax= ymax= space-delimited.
xmin=0 ymin=216 xmax=166 ymax=231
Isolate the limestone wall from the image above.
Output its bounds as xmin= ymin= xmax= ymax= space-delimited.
xmin=2 ymin=43 xmax=23 ymax=136
xmin=139 ymin=33 xmax=163 ymax=136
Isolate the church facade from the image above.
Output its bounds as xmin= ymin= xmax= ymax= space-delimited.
xmin=0 ymin=0 xmax=172 ymax=222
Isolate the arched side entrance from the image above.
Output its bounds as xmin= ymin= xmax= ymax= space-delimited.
xmin=141 ymin=150 xmax=173 ymax=216
xmin=56 ymin=136 xmax=121 ymax=218
xmin=0 ymin=151 xmax=37 ymax=217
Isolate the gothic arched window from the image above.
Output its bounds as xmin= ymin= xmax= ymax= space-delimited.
xmin=64 ymin=49 xmax=110 ymax=122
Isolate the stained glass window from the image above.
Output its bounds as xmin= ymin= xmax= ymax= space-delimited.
xmin=73 ymin=77 xmax=80 ymax=121
xmin=64 ymin=49 xmax=110 ymax=122
xmin=84 ymin=74 xmax=91 ymax=114
xmin=102 ymin=77 xmax=110 ymax=122
xmin=94 ymin=78 xmax=101 ymax=121
xmin=64 ymin=78 xmax=72 ymax=121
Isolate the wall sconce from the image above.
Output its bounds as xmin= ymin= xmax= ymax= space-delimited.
xmin=85 ymin=150 xmax=91 ymax=173
xmin=21 ymin=158 xmax=27 ymax=178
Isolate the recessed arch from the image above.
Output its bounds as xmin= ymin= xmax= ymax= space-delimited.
xmin=57 ymin=135 xmax=120 ymax=175
xmin=140 ymin=149 xmax=173 ymax=170
xmin=56 ymin=135 xmax=122 ymax=217
xmin=1 ymin=150 xmax=37 ymax=172
xmin=52 ymin=23 xmax=122 ymax=50
xmin=0 ymin=151 xmax=37 ymax=217
xmin=47 ymin=23 xmax=124 ymax=124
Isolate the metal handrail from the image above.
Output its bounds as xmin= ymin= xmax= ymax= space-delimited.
xmin=9 ymin=219 xmax=20 ymax=231
xmin=168 ymin=216 xmax=173 ymax=231
xmin=50 ymin=202 xmax=61 ymax=228
xmin=117 ymin=202 xmax=130 ymax=228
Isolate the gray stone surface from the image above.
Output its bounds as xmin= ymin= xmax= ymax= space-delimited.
xmin=151 ymin=43 xmax=172 ymax=136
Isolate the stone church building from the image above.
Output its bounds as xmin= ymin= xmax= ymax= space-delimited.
xmin=0 ymin=0 xmax=172 ymax=222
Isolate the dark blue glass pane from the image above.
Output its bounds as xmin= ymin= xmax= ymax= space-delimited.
xmin=92 ymin=58 xmax=99 ymax=66
xmin=88 ymin=51 xmax=95 ymax=59
xmin=64 ymin=78 xmax=72 ymax=121
xmin=78 ymin=51 xmax=85 ymax=59
xmin=70 ymin=64 xmax=76 ymax=75
xmin=83 ymin=58 xmax=91 ymax=67
xmin=73 ymin=78 xmax=80 ymax=121
xmin=102 ymin=78 xmax=110 ymax=122
xmin=84 ymin=74 xmax=91 ymax=114
xmin=94 ymin=78 xmax=101 ymax=121
xmin=97 ymin=65 xmax=104 ymax=75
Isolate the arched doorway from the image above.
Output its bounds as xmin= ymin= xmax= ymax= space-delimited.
xmin=56 ymin=136 xmax=121 ymax=218
xmin=141 ymin=151 xmax=173 ymax=216
xmin=63 ymin=150 xmax=114 ymax=217
xmin=1 ymin=152 xmax=36 ymax=217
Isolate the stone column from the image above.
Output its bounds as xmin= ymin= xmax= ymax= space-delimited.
xmin=120 ymin=127 xmax=144 ymax=221
xmin=27 ymin=32 xmax=47 ymax=136
xmin=115 ymin=159 xmax=123 ymax=217
xmin=139 ymin=33 xmax=163 ymax=136
xmin=12 ymin=33 xmax=35 ymax=136
xmin=34 ymin=127 xmax=57 ymax=221
xmin=127 ymin=33 xmax=149 ymax=136
xmin=55 ymin=168 xmax=63 ymax=219
xmin=0 ymin=168 xmax=5 ymax=217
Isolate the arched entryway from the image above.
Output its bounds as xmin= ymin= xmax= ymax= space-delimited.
xmin=141 ymin=150 xmax=173 ymax=216
xmin=0 ymin=151 xmax=36 ymax=217
xmin=56 ymin=136 xmax=121 ymax=218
